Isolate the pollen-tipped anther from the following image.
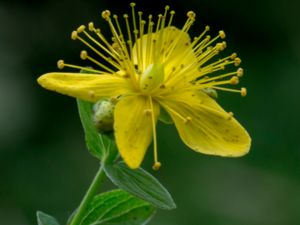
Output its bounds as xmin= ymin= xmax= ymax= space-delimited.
xmin=230 ymin=76 xmax=239 ymax=85
xmin=219 ymin=30 xmax=226 ymax=39
xmin=230 ymin=53 xmax=237 ymax=59
xmin=222 ymin=41 xmax=227 ymax=49
xmin=102 ymin=10 xmax=111 ymax=20
xmin=241 ymin=87 xmax=247 ymax=97
xmin=205 ymin=25 xmax=210 ymax=31
xmin=237 ymin=68 xmax=244 ymax=77
xmin=227 ymin=112 xmax=234 ymax=120
xmin=187 ymin=11 xmax=196 ymax=20
xmin=110 ymin=97 xmax=118 ymax=104
xmin=185 ymin=116 xmax=192 ymax=124
xmin=144 ymin=109 xmax=152 ymax=115
xmin=80 ymin=50 xmax=88 ymax=60
xmin=88 ymin=22 xmax=94 ymax=31
xmin=152 ymin=162 xmax=161 ymax=171
xmin=71 ymin=31 xmax=78 ymax=40
xmin=77 ymin=25 xmax=86 ymax=33
xmin=57 ymin=60 xmax=65 ymax=69
xmin=216 ymin=43 xmax=225 ymax=51
xmin=88 ymin=90 xmax=95 ymax=98
xmin=234 ymin=57 xmax=241 ymax=66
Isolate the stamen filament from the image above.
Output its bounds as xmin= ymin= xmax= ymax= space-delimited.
xmin=149 ymin=96 xmax=161 ymax=170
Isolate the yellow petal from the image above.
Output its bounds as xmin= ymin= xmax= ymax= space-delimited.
xmin=37 ymin=73 xmax=133 ymax=102
xmin=158 ymin=91 xmax=251 ymax=157
xmin=114 ymin=95 xmax=159 ymax=169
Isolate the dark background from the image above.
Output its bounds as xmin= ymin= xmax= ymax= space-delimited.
xmin=1 ymin=0 xmax=300 ymax=224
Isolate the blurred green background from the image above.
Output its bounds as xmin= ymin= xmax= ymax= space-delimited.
xmin=1 ymin=0 xmax=300 ymax=224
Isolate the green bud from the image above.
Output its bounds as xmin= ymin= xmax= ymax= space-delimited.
xmin=93 ymin=99 xmax=115 ymax=133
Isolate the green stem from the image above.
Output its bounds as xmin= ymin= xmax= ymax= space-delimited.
xmin=69 ymin=163 xmax=105 ymax=225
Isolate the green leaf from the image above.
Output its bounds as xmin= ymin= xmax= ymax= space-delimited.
xmin=81 ymin=189 xmax=155 ymax=225
xmin=36 ymin=211 xmax=60 ymax=225
xmin=104 ymin=162 xmax=176 ymax=210
xmin=77 ymin=99 xmax=118 ymax=163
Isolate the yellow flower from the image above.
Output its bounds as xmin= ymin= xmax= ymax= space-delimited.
xmin=38 ymin=4 xmax=251 ymax=170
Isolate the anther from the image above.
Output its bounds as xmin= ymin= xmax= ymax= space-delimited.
xmin=216 ymin=43 xmax=224 ymax=51
xmin=222 ymin=41 xmax=227 ymax=49
xmin=88 ymin=22 xmax=94 ymax=31
xmin=237 ymin=68 xmax=244 ymax=77
xmin=187 ymin=11 xmax=196 ymax=20
xmin=234 ymin=57 xmax=241 ymax=66
xmin=80 ymin=50 xmax=88 ymax=60
xmin=88 ymin=90 xmax=95 ymax=98
xmin=77 ymin=25 xmax=86 ymax=33
xmin=102 ymin=10 xmax=111 ymax=20
xmin=230 ymin=53 xmax=237 ymax=59
xmin=230 ymin=76 xmax=239 ymax=85
xmin=71 ymin=31 xmax=78 ymax=40
xmin=57 ymin=60 xmax=64 ymax=69
xmin=170 ymin=10 xmax=175 ymax=15
xmin=123 ymin=14 xmax=129 ymax=19
xmin=227 ymin=112 xmax=234 ymax=120
xmin=152 ymin=162 xmax=161 ymax=171
xmin=205 ymin=25 xmax=210 ymax=31
xmin=159 ymin=84 xmax=166 ymax=89
xmin=110 ymin=97 xmax=118 ymax=104
xmin=219 ymin=30 xmax=226 ymax=39
xmin=130 ymin=2 xmax=136 ymax=7
xmin=241 ymin=87 xmax=247 ymax=97
xmin=165 ymin=5 xmax=170 ymax=10
xmin=144 ymin=109 xmax=152 ymax=115
xmin=185 ymin=116 xmax=192 ymax=124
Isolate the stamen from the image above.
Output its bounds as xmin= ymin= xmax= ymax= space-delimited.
xmin=57 ymin=59 xmax=65 ymax=69
xmin=219 ymin=30 xmax=226 ymax=39
xmin=57 ymin=59 xmax=104 ymax=74
xmin=234 ymin=57 xmax=241 ymax=66
xmin=149 ymin=96 xmax=161 ymax=170
xmin=80 ymin=50 xmax=115 ymax=73
xmin=168 ymin=10 xmax=175 ymax=27
xmin=241 ymin=87 xmax=247 ymax=97
xmin=227 ymin=111 xmax=234 ymax=120
xmin=230 ymin=76 xmax=239 ymax=85
xmin=152 ymin=162 xmax=161 ymax=171
xmin=143 ymin=109 xmax=152 ymax=115
xmin=101 ymin=10 xmax=111 ymax=20
xmin=77 ymin=25 xmax=86 ymax=33
xmin=237 ymin=68 xmax=244 ymax=77
xmin=160 ymin=102 xmax=190 ymax=123
xmin=123 ymin=14 xmax=133 ymax=57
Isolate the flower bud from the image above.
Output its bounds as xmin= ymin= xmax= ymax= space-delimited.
xmin=93 ymin=99 xmax=115 ymax=133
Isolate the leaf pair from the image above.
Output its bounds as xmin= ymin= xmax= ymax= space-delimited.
xmin=37 ymin=189 xmax=154 ymax=225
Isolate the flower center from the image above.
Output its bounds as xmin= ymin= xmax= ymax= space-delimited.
xmin=139 ymin=63 xmax=165 ymax=93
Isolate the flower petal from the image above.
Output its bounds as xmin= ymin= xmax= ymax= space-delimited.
xmin=37 ymin=73 xmax=132 ymax=102
xmin=132 ymin=27 xmax=197 ymax=77
xmin=114 ymin=95 xmax=160 ymax=169
xmin=158 ymin=91 xmax=251 ymax=157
